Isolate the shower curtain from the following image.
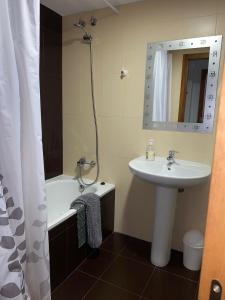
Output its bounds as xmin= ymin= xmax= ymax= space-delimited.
xmin=0 ymin=1 xmax=50 ymax=299
xmin=152 ymin=50 xmax=172 ymax=122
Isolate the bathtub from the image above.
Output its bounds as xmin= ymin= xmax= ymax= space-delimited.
xmin=46 ymin=175 xmax=115 ymax=230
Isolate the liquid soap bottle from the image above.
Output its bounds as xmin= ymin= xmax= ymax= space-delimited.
xmin=146 ymin=138 xmax=155 ymax=161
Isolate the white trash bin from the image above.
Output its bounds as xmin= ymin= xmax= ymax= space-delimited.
xmin=183 ymin=230 xmax=203 ymax=271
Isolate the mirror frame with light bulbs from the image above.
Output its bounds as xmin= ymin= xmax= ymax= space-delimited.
xmin=143 ymin=35 xmax=222 ymax=133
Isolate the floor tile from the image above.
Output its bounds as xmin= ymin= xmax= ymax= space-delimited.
xmin=102 ymin=256 xmax=154 ymax=295
xmin=84 ymin=280 xmax=140 ymax=300
xmin=51 ymin=233 xmax=200 ymax=300
xmin=78 ymin=249 xmax=116 ymax=278
xmin=51 ymin=271 xmax=96 ymax=300
xmin=101 ymin=232 xmax=131 ymax=254
xmin=143 ymin=269 xmax=198 ymax=300
xmin=157 ymin=249 xmax=200 ymax=281
xmin=121 ymin=237 xmax=153 ymax=265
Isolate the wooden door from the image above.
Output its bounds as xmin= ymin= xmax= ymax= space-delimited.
xmin=198 ymin=62 xmax=225 ymax=299
xmin=178 ymin=53 xmax=209 ymax=122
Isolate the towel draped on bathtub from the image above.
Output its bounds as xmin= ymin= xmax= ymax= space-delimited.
xmin=70 ymin=193 xmax=102 ymax=249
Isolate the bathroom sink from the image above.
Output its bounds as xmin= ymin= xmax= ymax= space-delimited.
xmin=128 ymin=156 xmax=211 ymax=267
xmin=129 ymin=156 xmax=211 ymax=188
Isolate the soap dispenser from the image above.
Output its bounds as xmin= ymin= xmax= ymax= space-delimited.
xmin=146 ymin=138 xmax=155 ymax=161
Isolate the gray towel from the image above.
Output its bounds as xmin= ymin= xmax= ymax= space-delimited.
xmin=70 ymin=193 xmax=102 ymax=249
xmin=74 ymin=203 xmax=86 ymax=248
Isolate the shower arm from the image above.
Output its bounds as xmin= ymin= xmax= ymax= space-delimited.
xmin=103 ymin=0 xmax=119 ymax=14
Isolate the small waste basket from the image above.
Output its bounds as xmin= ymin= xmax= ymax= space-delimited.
xmin=183 ymin=230 xmax=203 ymax=271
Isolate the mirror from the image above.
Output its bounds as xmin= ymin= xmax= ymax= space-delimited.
xmin=143 ymin=36 xmax=222 ymax=133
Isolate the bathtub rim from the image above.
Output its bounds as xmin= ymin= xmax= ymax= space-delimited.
xmin=46 ymin=174 xmax=115 ymax=231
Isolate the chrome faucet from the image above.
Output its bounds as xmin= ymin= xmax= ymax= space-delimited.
xmin=77 ymin=157 xmax=96 ymax=168
xmin=167 ymin=150 xmax=178 ymax=167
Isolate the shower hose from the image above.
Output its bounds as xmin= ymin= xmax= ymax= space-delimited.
xmin=78 ymin=41 xmax=100 ymax=187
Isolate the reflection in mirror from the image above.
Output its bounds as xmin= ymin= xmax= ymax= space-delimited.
xmin=152 ymin=48 xmax=209 ymax=123
xmin=151 ymin=49 xmax=171 ymax=122
xmin=175 ymin=49 xmax=209 ymax=123
xmin=143 ymin=36 xmax=222 ymax=133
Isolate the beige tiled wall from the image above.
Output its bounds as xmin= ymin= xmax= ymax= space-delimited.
xmin=63 ymin=0 xmax=225 ymax=250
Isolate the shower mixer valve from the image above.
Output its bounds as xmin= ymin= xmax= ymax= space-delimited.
xmin=77 ymin=157 xmax=96 ymax=168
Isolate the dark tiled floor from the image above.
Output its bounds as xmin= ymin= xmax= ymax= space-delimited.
xmin=52 ymin=233 xmax=199 ymax=300
xmin=121 ymin=237 xmax=152 ymax=264
xmin=52 ymin=271 xmax=96 ymax=300
xmin=143 ymin=269 xmax=197 ymax=300
xmin=157 ymin=249 xmax=200 ymax=282
xmin=101 ymin=232 xmax=131 ymax=253
xmin=85 ymin=281 xmax=139 ymax=300
xmin=79 ymin=250 xmax=116 ymax=278
xmin=102 ymin=256 xmax=153 ymax=294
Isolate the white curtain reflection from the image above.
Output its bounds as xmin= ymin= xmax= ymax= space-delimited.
xmin=152 ymin=50 xmax=172 ymax=122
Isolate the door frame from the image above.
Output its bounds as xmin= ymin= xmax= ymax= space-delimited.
xmin=198 ymin=60 xmax=225 ymax=299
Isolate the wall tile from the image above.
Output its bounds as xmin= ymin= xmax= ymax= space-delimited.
xmin=41 ymin=5 xmax=62 ymax=179
xmin=98 ymin=75 xmax=125 ymax=117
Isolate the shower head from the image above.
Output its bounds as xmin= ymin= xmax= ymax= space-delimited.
xmin=73 ymin=19 xmax=88 ymax=35
xmin=83 ymin=33 xmax=92 ymax=43
xmin=73 ymin=19 xmax=92 ymax=43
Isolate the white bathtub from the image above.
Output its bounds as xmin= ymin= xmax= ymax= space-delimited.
xmin=46 ymin=175 xmax=115 ymax=230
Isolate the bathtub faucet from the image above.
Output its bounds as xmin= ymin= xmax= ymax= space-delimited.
xmin=79 ymin=184 xmax=85 ymax=193
xmin=77 ymin=157 xmax=96 ymax=168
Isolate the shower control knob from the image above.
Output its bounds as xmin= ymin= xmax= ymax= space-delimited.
xmin=90 ymin=161 xmax=96 ymax=167
xmin=77 ymin=157 xmax=86 ymax=166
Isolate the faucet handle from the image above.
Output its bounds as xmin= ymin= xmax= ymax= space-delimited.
xmin=168 ymin=150 xmax=178 ymax=157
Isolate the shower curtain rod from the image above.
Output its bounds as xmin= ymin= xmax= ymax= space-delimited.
xmin=103 ymin=0 xmax=119 ymax=14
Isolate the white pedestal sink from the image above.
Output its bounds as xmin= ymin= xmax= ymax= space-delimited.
xmin=129 ymin=156 xmax=211 ymax=267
